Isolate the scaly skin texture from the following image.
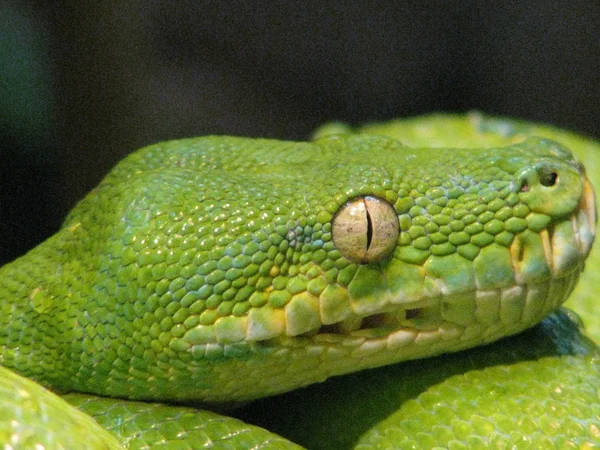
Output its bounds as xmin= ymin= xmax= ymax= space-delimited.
xmin=0 ymin=113 xmax=598 ymax=449
xmin=0 ymin=366 xmax=122 ymax=449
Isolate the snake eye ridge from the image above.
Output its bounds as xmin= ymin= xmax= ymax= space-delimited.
xmin=332 ymin=196 xmax=399 ymax=264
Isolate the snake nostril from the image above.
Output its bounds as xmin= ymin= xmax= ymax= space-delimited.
xmin=540 ymin=171 xmax=558 ymax=187
xmin=519 ymin=169 xmax=558 ymax=192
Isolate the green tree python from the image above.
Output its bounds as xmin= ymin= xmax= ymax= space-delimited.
xmin=1 ymin=113 xmax=599 ymax=449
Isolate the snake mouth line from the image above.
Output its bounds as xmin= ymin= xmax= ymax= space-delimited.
xmin=301 ymin=270 xmax=582 ymax=347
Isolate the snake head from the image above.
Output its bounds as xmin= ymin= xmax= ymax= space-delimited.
xmin=48 ymin=134 xmax=596 ymax=402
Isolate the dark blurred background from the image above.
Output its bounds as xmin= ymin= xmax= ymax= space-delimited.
xmin=1 ymin=1 xmax=599 ymax=263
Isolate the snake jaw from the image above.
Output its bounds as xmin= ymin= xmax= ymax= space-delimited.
xmin=292 ymin=270 xmax=584 ymax=375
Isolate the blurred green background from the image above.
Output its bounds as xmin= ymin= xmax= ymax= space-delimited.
xmin=1 ymin=0 xmax=599 ymax=263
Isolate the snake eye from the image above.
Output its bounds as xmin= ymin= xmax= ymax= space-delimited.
xmin=332 ymin=196 xmax=399 ymax=264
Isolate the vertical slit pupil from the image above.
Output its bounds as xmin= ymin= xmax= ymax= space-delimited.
xmin=366 ymin=208 xmax=373 ymax=250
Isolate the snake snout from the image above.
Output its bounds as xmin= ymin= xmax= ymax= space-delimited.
xmin=575 ymin=174 xmax=597 ymax=258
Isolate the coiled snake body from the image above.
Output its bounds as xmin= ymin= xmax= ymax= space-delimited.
xmin=1 ymin=114 xmax=599 ymax=449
